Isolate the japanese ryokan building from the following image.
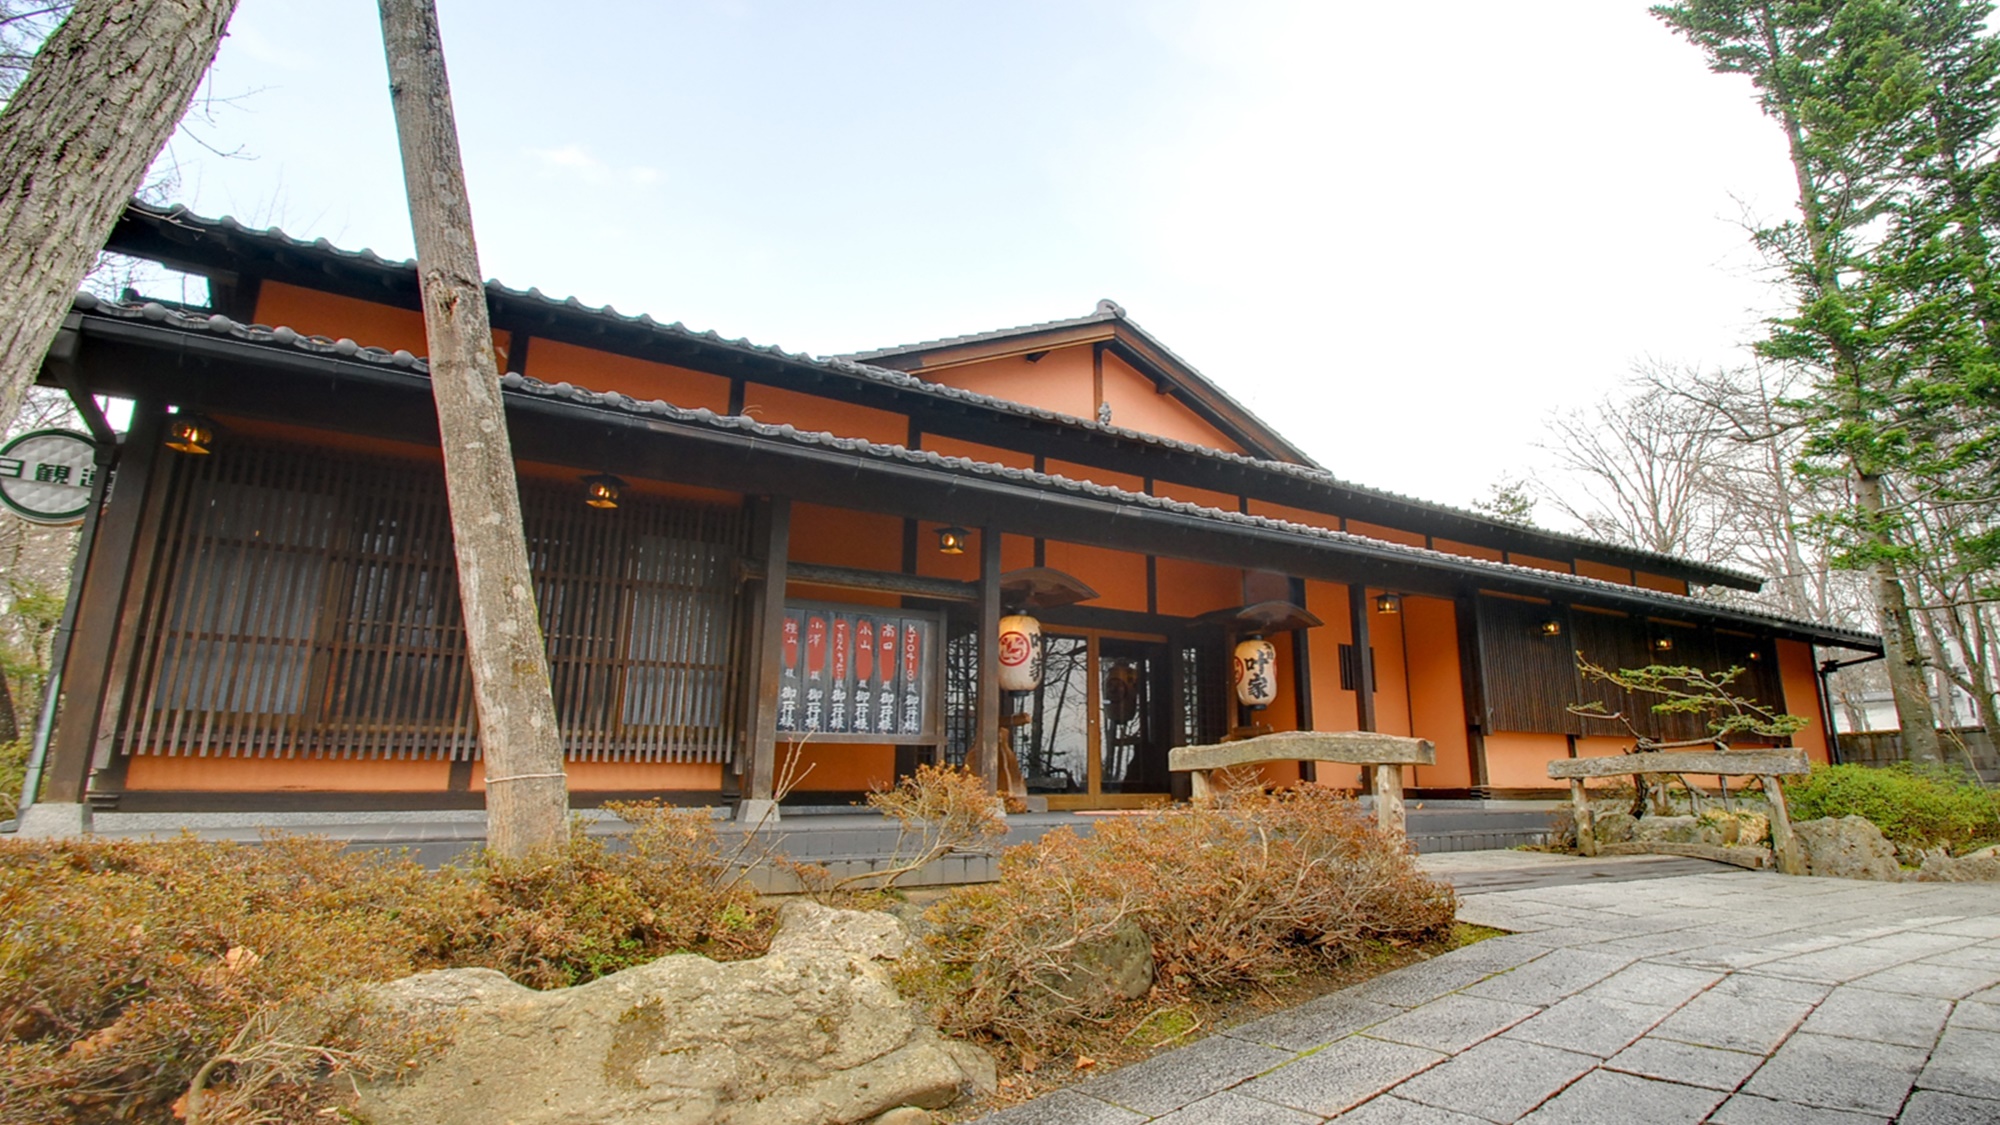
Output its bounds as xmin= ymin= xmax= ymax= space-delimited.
xmin=24 ymin=202 xmax=1879 ymax=817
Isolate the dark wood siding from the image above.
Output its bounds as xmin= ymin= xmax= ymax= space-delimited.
xmin=115 ymin=442 xmax=746 ymax=763
xmin=1476 ymin=595 xmax=1581 ymax=734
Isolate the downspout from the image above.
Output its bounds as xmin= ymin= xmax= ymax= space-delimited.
xmin=19 ymin=439 xmax=113 ymax=815
xmin=1818 ymin=652 xmax=1886 ymax=766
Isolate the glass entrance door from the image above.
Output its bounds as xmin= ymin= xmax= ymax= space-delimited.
xmin=1012 ymin=630 xmax=1172 ymax=807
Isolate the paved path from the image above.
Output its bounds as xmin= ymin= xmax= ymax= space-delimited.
xmin=974 ymin=852 xmax=2000 ymax=1124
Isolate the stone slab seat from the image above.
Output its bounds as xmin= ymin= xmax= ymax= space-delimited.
xmin=1546 ymin=748 xmax=1812 ymax=875
xmin=1169 ymin=730 xmax=1435 ymax=836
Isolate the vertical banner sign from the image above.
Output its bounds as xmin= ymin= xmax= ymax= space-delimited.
xmin=778 ymin=611 xmax=802 ymax=730
xmin=776 ymin=600 xmax=937 ymax=738
xmin=852 ymin=618 xmax=876 ymax=734
xmin=876 ymin=621 xmax=900 ymax=735
xmin=804 ymin=612 xmax=828 ymax=730
xmin=829 ymin=615 xmax=852 ymax=733
xmin=901 ymin=619 xmax=923 ymax=734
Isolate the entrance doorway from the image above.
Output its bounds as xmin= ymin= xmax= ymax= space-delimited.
xmin=1010 ymin=629 xmax=1174 ymax=809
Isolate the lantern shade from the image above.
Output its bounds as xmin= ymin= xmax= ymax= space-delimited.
xmin=1233 ymin=637 xmax=1278 ymax=708
xmin=165 ymin=414 xmax=213 ymax=455
xmin=998 ymin=567 xmax=1098 ymax=610
xmin=997 ymin=614 xmax=1043 ymax=692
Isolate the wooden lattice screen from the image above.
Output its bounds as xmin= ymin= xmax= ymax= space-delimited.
xmin=115 ymin=442 xmax=746 ymax=762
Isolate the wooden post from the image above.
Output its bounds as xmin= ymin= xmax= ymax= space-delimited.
xmin=974 ymin=525 xmax=1002 ymax=791
xmin=1348 ymin=584 xmax=1377 ymax=733
xmin=1764 ymin=774 xmax=1804 ymax=875
xmin=1570 ymin=778 xmax=1598 ymax=857
xmin=744 ymin=496 xmax=791 ymax=813
xmin=381 ymin=0 xmax=567 ymax=858
xmin=1373 ymin=762 xmax=1406 ymax=836
xmin=1190 ymin=769 xmax=1214 ymax=802
xmin=37 ymin=402 xmax=164 ymax=809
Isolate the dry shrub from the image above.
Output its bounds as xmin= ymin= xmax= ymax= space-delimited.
xmin=415 ymin=802 xmax=771 ymax=989
xmin=908 ymin=787 xmax=1456 ymax=1046
xmin=0 ymin=807 xmax=773 ymax=1124
xmin=0 ymin=834 xmax=435 ymax=1125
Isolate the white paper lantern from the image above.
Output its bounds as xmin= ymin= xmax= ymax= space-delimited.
xmin=997 ymin=614 xmax=1044 ymax=693
xmin=1234 ymin=637 xmax=1278 ymax=708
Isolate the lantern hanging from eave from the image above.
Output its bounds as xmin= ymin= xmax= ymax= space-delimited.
xmin=997 ymin=613 xmax=1044 ymax=692
xmin=1234 ymin=636 xmax=1278 ymax=709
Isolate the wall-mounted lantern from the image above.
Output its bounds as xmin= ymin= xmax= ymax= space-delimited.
xmin=1652 ymin=635 xmax=1675 ymax=653
xmin=935 ymin=525 xmax=970 ymax=555
xmin=164 ymin=413 xmax=214 ymax=455
xmin=1374 ymin=592 xmax=1402 ymax=615
xmin=997 ymin=613 xmax=1044 ymax=692
xmin=1234 ymin=636 xmax=1279 ymax=709
xmin=1539 ymin=619 xmax=1563 ymax=638
xmin=582 ymin=473 xmax=623 ymax=509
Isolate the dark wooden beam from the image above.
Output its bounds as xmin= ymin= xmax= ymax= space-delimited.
xmin=1456 ymin=589 xmax=1491 ymax=793
xmin=745 ymin=497 xmax=791 ymax=803
xmin=975 ymin=526 xmax=1002 ymax=791
xmin=747 ymin=560 xmax=976 ymax=603
xmin=1349 ymin=583 xmax=1377 ymax=733
xmin=40 ymin=402 xmax=166 ymax=804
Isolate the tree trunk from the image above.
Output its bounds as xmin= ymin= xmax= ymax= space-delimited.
xmin=0 ymin=0 xmax=236 ymax=432
xmin=379 ymin=0 xmax=567 ymax=857
xmin=1854 ymin=472 xmax=1943 ymax=764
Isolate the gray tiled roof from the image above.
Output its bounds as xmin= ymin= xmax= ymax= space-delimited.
xmin=110 ymin=201 xmax=1761 ymax=590
xmin=64 ymin=292 xmax=1879 ymax=653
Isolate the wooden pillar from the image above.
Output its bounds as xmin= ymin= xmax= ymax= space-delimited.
xmin=41 ymin=402 xmax=166 ymax=806
xmin=1570 ymin=778 xmax=1598 ymax=856
xmin=1291 ymin=576 xmax=1315 ymax=782
xmin=1348 ymin=584 xmax=1376 ymax=731
xmin=1373 ymin=762 xmax=1406 ymax=836
xmin=744 ymin=496 xmax=791 ymax=807
xmin=974 ymin=526 xmax=1003 ymax=791
xmin=1764 ymin=775 xmax=1804 ymax=875
xmin=1455 ymin=590 xmax=1491 ymax=793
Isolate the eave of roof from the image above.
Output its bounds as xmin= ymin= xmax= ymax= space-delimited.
xmin=59 ymin=293 xmax=1882 ymax=655
xmin=102 ymin=201 xmax=1764 ymax=593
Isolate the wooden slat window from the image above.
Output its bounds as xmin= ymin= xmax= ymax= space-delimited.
xmin=118 ymin=443 xmax=746 ymax=763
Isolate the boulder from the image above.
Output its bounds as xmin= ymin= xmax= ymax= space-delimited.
xmin=1795 ymin=815 xmax=1902 ymax=882
xmin=1035 ymin=915 xmax=1155 ymax=1007
xmin=359 ymin=901 xmax=994 ymax=1125
xmin=1918 ymin=852 xmax=2000 ymax=882
xmin=1591 ymin=811 xmax=1637 ymax=845
xmin=1634 ymin=815 xmax=1700 ymax=845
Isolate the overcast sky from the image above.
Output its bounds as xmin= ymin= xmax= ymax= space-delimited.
xmin=140 ymin=0 xmax=1800 ymax=513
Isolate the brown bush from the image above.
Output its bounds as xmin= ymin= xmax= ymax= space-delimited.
xmin=0 ymin=806 xmax=773 ymax=1124
xmin=0 ymin=834 xmax=434 ymax=1125
xmin=907 ymin=787 xmax=1456 ymax=1047
xmin=415 ymin=802 xmax=770 ymax=988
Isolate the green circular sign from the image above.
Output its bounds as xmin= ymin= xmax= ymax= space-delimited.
xmin=0 ymin=429 xmax=97 ymax=525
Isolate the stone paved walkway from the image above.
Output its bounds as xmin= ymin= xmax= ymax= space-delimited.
xmin=973 ymin=852 xmax=2000 ymax=1124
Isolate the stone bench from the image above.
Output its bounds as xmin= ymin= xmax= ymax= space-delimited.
xmin=1547 ymin=748 xmax=1812 ymax=875
xmin=1169 ymin=730 xmax=1435 ymax=836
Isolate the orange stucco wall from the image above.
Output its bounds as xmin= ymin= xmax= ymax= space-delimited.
xmin=1301 ymin=579 xmax=1361 ymax=788
xmin=920 ymin=348 xmax=1095 ymax=419
xmin=1042 ymin=540 xmax=1149 ymax=612
xmin=1098 ymin=351 xmax=1241 ymax=451
xmin=1402 ymin=595 xmax=1471 ymax=789
xmin=473 ymin=762 xmax=721 ymax=793
xmin=790 ymin=503 xmax=903 ymax=572
xmin=743 ymin=383 xmax=908 ymax=446
xmin=1483 ymin=731 xmax=1572 ymax=790
xmin=1246 ymin=498 xmax=1340 ymax=534
xmin=1635 ymin=571 xmax=1691 ymax=595
xmin=1509 ymin=552 xmax=1573 ymax=574
xmin=527 ymin=337 xmax=731 ymax=413
xmin=1347 ymin=520 xmax=1427 ymax=549
xmin=254 ymin=280 xmax=509 ymax=362
xmin=780 ymin=743 xmax=897 ymax=793
xmin=1777 ymin=639 xmax=1830 ymax=763
xmin=921 ymin=433 xmax=1034 ymax=470
xmin=1150 ymin=480 xmax=1241 ymax=515
xmin=1045 ymin=458 xmax=1144 ymax=494
xmin=1575 ymin=559 xmax=1634 ymax=585
xmin=125 ymin=756 xmax=452 ymax=792
xmin=1153 ymin=557 xmax=1242 ymax=618
xmin=1434 ymin=538 xmax=1503 ymax=563
xmin=1371 ymin=590 xmax=1413 ymax=738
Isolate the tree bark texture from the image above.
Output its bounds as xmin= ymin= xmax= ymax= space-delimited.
xmin=0 ymin=0 xmax=236 ymax=433
xmin=379 ymin=0 xmax=567 ymax=856
xmin=1855 ymin=471 xmax=1943 ymax=764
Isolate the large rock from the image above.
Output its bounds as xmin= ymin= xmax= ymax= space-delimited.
xmin=359 ymin=901 xmax=993 ymax=1125
xmin=1795 ymin=815 xmax=1902 ymax=882
xmin=1634 ymin=815 xmax=1701 ymax=844
xmin=1918 ymin=852 xmax=2000 ymax=882
xmin=1034 ymin=916 xmax=1154 ymax=1007
xmin=1591 ymin=811 xmax=1637 ymax=845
